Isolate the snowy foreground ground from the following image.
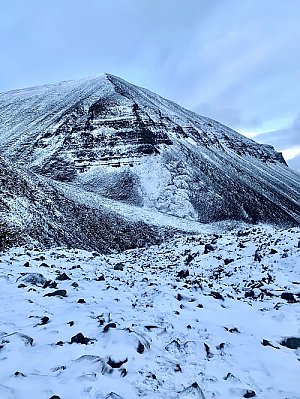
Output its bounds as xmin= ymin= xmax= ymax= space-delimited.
xmin=0 ymin=225 xmax=300 ymax=399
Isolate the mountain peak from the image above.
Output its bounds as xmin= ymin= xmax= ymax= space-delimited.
xmin=0 ymin=75 xmax=299 ymax=236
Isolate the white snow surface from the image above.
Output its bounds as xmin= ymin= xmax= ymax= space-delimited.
xmin=0 ymin=225 xmax=300 ymax=399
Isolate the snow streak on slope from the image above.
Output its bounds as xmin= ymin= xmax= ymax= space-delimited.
xmin=0 ymin=226 xmax=299 ymax=399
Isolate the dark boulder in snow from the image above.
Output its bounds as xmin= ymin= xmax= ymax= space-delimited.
xmin=281 ymin=337 xmax=300 ymax=349
xmin=44 ymin=289 xmax=67 ymax=297
xmin=281 ymin=292 xmax=296 ymax=302
xmin=70 ymin=333 xmax=92 ymax=345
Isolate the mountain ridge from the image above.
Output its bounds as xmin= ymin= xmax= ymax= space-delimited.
xmin=0 ymin=74 xmax=300 ymax=252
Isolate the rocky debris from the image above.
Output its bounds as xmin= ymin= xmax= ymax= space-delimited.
xmin=114 ymin=263 xmax=125 ymax=271
xmin=103 ymin=323 xmax=117 ymax=332
xmin=261 ymin=339 xmax=279 ymax=349
xmin=43 ymin=280 xmax=58 ymax=289
xmin=280 ymin=292 xmax=296 ymax=302
xmin=177 ymin=269 xmax=190 ymax=279
xmin=281 ymin=337 xmax=300 ymax=349
xmin=243 ymin=390 xmax=256 ymax=398
xmin=204 ymin=343 xmax=213 ymax=359
xmin=0 ymin=226 xmax=299 ymax=398
xmin=18 ymin=273 xmax=47 ymax=287
xmin=204 ymin=244 xmax=215 ymax=254
xmin=17 ymin=283 xmax=26 ymax=288
xmin=39 ymin=316 xmax=50 ymax=325
xmin=56 ymin=272 xmax=71 ymax=281
xmin=70 ymin=333 xmax=93 ymax=345
xmin=178 ymin=382 xmax=206 ymax=398
xmin=137 ymin=342 xmax=145 ymax=354
xmin=210 ymin=291 xmax=224 ymax=300
xmin=185 ymin=254 xmax=195 ymax=265
xmin=44 ymin=289 xmax=67 ymax=297
xmin=107 ymin=357 xmax=128 ymax=368
xmin=13 ymin=371 xmax=25 ymax=377
xmin=245 ymin=290 xmax=255 ymax=298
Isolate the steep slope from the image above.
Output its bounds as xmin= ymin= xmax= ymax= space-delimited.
xmin=0 ymin=74 xmax=300 ymax=227
xmin=0 ymin=156 xmax=172 ymax=252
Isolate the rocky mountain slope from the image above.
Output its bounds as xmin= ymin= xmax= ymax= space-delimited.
xmin=0 ymin=156 xmax=172 ymax=253
xmin=0 ymin=74 xmax=300 ymax=251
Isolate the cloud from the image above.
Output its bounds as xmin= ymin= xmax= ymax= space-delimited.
xmin=254 ymin=115 xmax=300 ymax=151
xmin=253 ymin=115 xmax=300 ymax=171
xmin=288 ymin=155 xmax=300 ymax=173
xmin=0 ymin=0 xmax=299 ymax=148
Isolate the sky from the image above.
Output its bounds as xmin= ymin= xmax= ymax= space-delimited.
xmin=1 ymin=0 xmax=299 ymax=170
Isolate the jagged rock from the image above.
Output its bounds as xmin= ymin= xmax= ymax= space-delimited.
xmin=137 ymin=342 xmax=145 ymax=354
xmin=244 ymin=390 xmax=256 ymax=398
xmin=14 ymin=371 xmax=25 ymax=377
xmin=44 ymin=289 xmax=67 ymax=297
xmin=281 ymin=337 xmax=300 ymax=349
xmin=39 ymin=316 xmax=50 ymax=325
xmin=261 ymin=339 xmax=279 ymax=349
xmin=43 ymin=280 xmax=57 ymax=289
xmin=177 ymin=269 xmax=190 ymax=279
xmin=224 ymin=258 xmax=234 ymax=265
xmin=245 ymin=290 xmax=256 ymax=298
xmin=70 ymin=333 xmax=92 ymax=345
xmin=56 ymin=272 xmax=71 ymax=281
xmin=107 ymin=357 xmax=128 ymax=368
xmin=210 ymin=291 xmax=224 ymax=300
xmin=77 ymin=298 xmax=86 ymax=303
xmin=114 ymin=263 xmax=124 ymax=271
xmin=204 ymin=244 xmax=215 ymax=254
xmin=281 ymin=292 xmax=296 ymax=302
xmin=103 ymin=323 xmax=117 ymax=332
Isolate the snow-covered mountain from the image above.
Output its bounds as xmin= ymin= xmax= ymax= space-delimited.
xmin=1 ymin=74 xmax=300 ymax=228
xmin=1 ymin=76 xmax=300 ymax=399
xmin=0 ymin=74 xmax=300 ymax=252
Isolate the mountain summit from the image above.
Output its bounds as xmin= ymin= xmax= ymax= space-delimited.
xmin=0 ymin=74 xmax=300 ymax=250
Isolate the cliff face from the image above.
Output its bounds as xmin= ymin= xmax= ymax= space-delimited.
xmin=0 ymin=74 xmax=300 ymax=248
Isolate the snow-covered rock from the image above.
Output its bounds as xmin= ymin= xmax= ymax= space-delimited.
xmin=0 ymin=225 xmax=299 ymax=398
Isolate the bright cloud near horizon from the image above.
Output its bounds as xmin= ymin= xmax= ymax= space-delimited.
xmin=1 ymin=0 xmax=299 ymax=170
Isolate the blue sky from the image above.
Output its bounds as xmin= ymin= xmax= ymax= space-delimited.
xmin=1 ymin=0 xmax=299 ymax=169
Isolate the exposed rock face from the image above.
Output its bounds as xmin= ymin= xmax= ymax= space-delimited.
xmin=0 ymin=156 xmax=171 ymax=252
xmin=0 ymin=74 xmax=300 ymax=251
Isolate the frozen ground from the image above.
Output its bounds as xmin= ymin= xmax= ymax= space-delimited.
xmin=0 ymin=225 xmax=299 ymax=399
